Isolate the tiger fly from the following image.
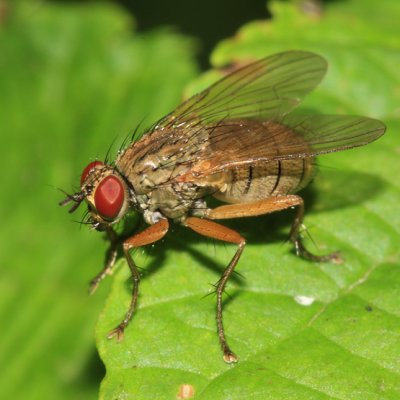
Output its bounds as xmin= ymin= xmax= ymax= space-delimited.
xmin=60 ymin=51 xmax=386 ymax=363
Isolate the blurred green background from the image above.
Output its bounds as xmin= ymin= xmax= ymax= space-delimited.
xmin=1 ymin=1 xmax=399 ymax=399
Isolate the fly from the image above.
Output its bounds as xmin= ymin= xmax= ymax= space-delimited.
xmin=60 ymin=50 xmax=386 ymax=363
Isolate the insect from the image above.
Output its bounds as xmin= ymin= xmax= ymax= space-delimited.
xmin=60 ymin=51 xmax=385 ymax=363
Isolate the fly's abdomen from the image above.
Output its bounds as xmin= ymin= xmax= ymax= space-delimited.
xmin=213 ymin=158 xmax=314 ymax=204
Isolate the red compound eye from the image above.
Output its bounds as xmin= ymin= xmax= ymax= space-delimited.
xmin=94 ymin=175 xmax=125 ymax=220
xmin=80 ymin=161 xmax=104 ymax=185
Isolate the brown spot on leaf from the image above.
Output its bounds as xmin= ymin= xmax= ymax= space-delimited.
xmin=177 ymin=384 xmax=195 ymax=399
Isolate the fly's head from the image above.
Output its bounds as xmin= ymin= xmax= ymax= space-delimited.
xmin=60 ymin=161 xmax=130 ymax=231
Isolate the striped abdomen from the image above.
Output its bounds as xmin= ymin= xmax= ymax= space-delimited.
xmin=213 ymin=158 xmax=314 ymax=204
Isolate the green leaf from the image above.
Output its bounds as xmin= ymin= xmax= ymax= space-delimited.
xmin=97 ymin=0 xmax=400 ymax=399
xmin=0 ymin=2 xmax=197 ymax=399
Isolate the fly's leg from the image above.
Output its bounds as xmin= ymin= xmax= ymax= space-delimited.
xmin=207 ymin=195 xmax=341 ymax=263
xmin=288 ymin=196 xmax=342 ymax=263
xmin=199 ymin=195 xmax=341 ymax=361
xmin=107 ymin=218 xmax=169 ymax=341
xmin=89 ymin=227 xmax=120 ymax=294
xmin=184 ymin=217 xmax=245 ymax=364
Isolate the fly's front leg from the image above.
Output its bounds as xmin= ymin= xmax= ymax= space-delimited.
xmin=184 ymin=217 xmax=245 ymax=364
xmin=107 ymin=218 xmax=169 ymax=341
xmin=89 ymin=227 xmax=120 ymax=294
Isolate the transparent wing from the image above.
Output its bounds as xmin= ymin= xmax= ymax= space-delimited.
xmin=190 ymin=115 xmax=386 ymax=176
xmin=279 ymin=114 xmax=386 ymax=156
xmin=153 ymin=51 xmax=327 ymax=130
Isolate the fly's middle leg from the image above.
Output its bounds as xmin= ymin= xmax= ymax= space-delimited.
xmin=107 ymin=218 xmax=169 ymax=341
xmin=184 ymin=216 xmax=245 ymax=363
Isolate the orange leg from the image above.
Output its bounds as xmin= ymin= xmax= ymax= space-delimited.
xmin=108 ymin=218 xmax=169 ymax=341
xmin=207 ymin=195 xmax=341 ymax=262
xmin=184 ymin=217 xmax=245 ymax=363
xmin=189 ymin=195 xmax=340 ymax=362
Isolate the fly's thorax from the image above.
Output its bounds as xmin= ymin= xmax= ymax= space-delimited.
xmin=81 ymin=163 xmax=130 ymax=225
xmin=115 ymin=126 xmax=209 ymax=195
xmin=129 ymin=180 xmax=209 ymax=223
xmin=112 ymin=126 xmax=213 ymax=222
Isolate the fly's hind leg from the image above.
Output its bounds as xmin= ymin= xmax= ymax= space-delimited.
xmin=208 ymin=194 xmax=341 ymax=263
xmin=107 ymin=218 xmax=169 ymax=341
xmin=288 ymin=196 xmax=342 ymax=263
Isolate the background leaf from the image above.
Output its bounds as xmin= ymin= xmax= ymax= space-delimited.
xmin=0 ymin=2 xmax=197 ymax=399
xmin=97 ymin=0 xmax=400 ymax=399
